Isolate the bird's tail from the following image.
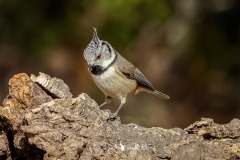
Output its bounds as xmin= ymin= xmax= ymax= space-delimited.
xmin=135 ymin=87 xmax=170 ymax=99
xmin=143 ymin=89 xmax=170 ymax=99
xmin=152 ymin=90 xmax=170 ymax=99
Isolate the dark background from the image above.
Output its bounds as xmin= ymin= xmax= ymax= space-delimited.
xmin=0 ymin=0 xmax=240 ymax=128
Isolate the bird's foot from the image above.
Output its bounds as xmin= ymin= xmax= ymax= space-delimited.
xmin=107 ymin=112 xmax=119 ymax=121
xmin=99 ymin=102 xmax=107 ymax=108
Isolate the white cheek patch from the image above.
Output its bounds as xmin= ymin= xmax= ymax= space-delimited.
xmin=99 ymin=66 xmax=115 ymax=79
xmin=101 ymin=53 xmax=116 ymax=68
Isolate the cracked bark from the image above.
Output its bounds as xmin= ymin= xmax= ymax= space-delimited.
xmin=0 ymin=73 xmax=240 ymax=160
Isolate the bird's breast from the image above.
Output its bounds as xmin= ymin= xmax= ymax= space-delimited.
xmin=91 ymin=66 xmax=137 ymax=99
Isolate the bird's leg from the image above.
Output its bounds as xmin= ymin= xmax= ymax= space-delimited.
xmin=99 ymin=96 xmax=112 ymax=108
xmin=109 ymin=97 xmax=126 ymax=119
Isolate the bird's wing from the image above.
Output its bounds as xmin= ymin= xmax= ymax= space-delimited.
xmin=132 ymin=68 xmax=154 ymax=90
xmin=115 ymin=53 xmax=154 ymax=90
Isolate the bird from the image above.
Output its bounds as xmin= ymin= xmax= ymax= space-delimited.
xmin=83 ymin=28 xmax=170 ymax=119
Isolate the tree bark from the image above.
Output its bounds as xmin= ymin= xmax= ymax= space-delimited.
xmin=0 ymin=73 xmax=239 ymax=160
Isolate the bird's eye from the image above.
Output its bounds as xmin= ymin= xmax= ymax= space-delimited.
xmin=96 ymin=54 xmax=101 ymax=60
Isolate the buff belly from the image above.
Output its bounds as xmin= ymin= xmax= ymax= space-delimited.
xmin=91 ymin=66 xmax=137 ymax=99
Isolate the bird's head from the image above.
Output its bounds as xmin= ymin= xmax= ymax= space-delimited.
xmin=83 ymin=28 xmax=116 ymax=72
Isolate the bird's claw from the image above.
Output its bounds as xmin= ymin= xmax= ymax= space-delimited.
xmin=107 ymin=112 xmax=119 ymax=121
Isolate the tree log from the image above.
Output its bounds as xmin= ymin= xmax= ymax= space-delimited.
xmin=0 ymin=73 xmax=239 ymax=160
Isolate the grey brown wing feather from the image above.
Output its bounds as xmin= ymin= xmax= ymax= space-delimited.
xmin=132 ymin=69 xmax=154 ymax=90
xmin=115 ymin=53 xmax=170 ymax=99
xmin=115 ymin=53 xmax=154 ymax=90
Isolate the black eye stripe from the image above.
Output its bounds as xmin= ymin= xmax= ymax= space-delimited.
xmin=102 ymin=42 xmax=111 ymax=53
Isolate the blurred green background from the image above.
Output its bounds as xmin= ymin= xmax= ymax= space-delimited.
xmin=0 ymin=0 xmax=239 ymax=128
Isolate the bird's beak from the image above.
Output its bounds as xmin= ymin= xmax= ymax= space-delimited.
xmin=88 ymin=64 xmax=94 ymax=72
xmin=88 ymin=64 xmax=91 ymax=70
xmin=88 ymin=65 xmax=92 ymax=71
xmin=88 ymin=65 xmax=97 ymax=74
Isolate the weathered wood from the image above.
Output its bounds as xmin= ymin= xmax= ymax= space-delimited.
xmin=0 ymin=73 xmax=239 ymax=160
xmin=30 ymin=72 xmax=72 ymax=99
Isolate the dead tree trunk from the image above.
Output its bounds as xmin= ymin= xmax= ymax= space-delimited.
xmin=0 ymin=73 xmax=239 ymax=160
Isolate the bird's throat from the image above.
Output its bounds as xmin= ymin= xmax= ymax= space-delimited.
xmin=89 ymin=65 xmax=106 ymax=75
